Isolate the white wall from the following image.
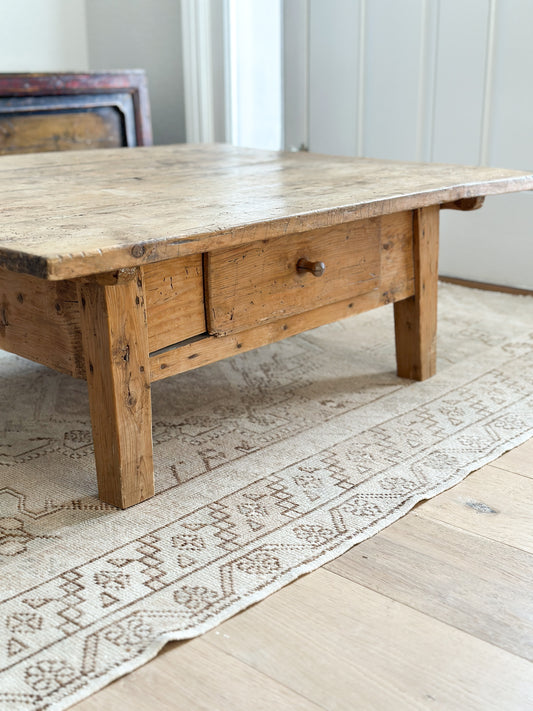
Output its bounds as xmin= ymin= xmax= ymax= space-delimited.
xmin=228 ymin=0 xmax=282 ymax=150
xmin=85 ymin=0 xmax=186 ymax=145
xmin=0 ymin=0 xmax=89 ymax=71
xmin=284 ymin=0 xmax=533 ymax=289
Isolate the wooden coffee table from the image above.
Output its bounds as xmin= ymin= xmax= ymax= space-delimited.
xmin=1 ymin=144 xmax=532 ymax=508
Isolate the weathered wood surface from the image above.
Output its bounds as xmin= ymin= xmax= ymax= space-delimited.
xmin=150 ymin=214 xmax=414 ymax=380
xmin=0 ymin=144 xmax=531 ymax=280
xmin=205 ymin=214 xmax=396 ymax=336
xmin=78 ymin=270 xmax=154 ymax=508
xmin=439 ymin=275 xmax=533 ymax=296
xmin=394 ymin=205 xmax=439 ymax=380
xmin=143 ymin=254 xmax=206 ymax=353
xmin=0 ymin=71 xmax=153 ymax=148
xmin=440 ymin=196 xmax=485 ymax=211
xmin=0 ymin=107 xmax=124 ymax=155
xmin=0 ymin=70 xmax=151 ymax=97
xmin=150 ymin=290 xmax=408 ymax=382
xmin=0 ymin=266 xmax=84 ymax=376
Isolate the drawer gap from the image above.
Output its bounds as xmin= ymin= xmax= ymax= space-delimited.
xmin=149 ymin=332 xmax=209 ymax=358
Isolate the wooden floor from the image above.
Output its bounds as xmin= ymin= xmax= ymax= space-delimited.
xmin=75 ymin=437 xmax=533 ymax=711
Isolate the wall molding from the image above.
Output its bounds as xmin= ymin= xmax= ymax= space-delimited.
xmin=181 ymin=0 xmax=223 ymax=143
xmin=282 ymin=0 xmax=309 ymax=151
xmin=356 ymin=0 xmax=366 ymax=155
xmin=439 ymin=275 xmax=533 ymax=296
xmin=479 ymin=0 xmax=497 ymax=164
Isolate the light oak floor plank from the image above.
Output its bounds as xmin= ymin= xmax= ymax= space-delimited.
xmin=202 ymin=568 xmax=533 ymax=711
xmin=73 ymin=437 xmax=533 ymax=710
xmin=325 ymin=512 xmax=533 ymax=661
xmin=414 ymin=465 xmax=533 ymax=553
xmin=73 ymin=637 xmax=324 ymax=711
xmin=491 ymin=436 xmax=533 ymax=479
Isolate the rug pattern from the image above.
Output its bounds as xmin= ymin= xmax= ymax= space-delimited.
xmin=0 ymin=284 xmax=532 ymax=710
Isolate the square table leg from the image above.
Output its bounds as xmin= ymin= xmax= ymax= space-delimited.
xmin=393 ymin=204 xmax=440 ymax=381
xmin=77 ymin=268 xmax=154 ymax=508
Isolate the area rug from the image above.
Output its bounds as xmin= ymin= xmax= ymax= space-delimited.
xmin=1 ymin=283 xmax=532 ymax=710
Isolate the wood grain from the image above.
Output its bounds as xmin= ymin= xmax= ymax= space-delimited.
xmin=325 ymin=513 xmax=533 ymax=661
xmin=0 ymin=108 xmax=124 ymax=155
xmin=439 ymin=275 xmax=533 ymax=296
xmin=491 ymin=437 xmax=533 ymax=478
xmin=414 ymin=465 xmax=533 ymax=552
xmin=203 ymin=568 xmax=533 ymax=711
xmin=150 ymin=293 xmax=387 ymax=381
xmin=206 ymin=215 xmax=385 ymax=336
xmin=394 ymin=205 xmax=439 ymax=380
xmin=0 ymin=144 xmax=531 ymax=280
xmin=78 ymin=270 xmax=154 ymax=508
xmin=440 ymin=196 xmax=485 ymax=211
xmin=0 ymin=71 xmax=153 ymax=147
xmin=143 ymin=254 xmax=206 ymax=353
xmin=0 ymin=266 xmax=83 ymax=376
xmin=73 ymin=637 xmax=322 ymax=711
xmin=150 ymin=218 xmax=414 ymax=380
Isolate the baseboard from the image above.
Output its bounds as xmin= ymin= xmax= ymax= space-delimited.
xmin=439 ymin=276 xmax=533 ymax=296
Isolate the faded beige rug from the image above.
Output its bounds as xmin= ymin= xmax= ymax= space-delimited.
xmin=1 ymin=283 xmax=532 ymax=710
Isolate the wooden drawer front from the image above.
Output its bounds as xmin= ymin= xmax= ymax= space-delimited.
xmin=143 ymin=254 xmax=206 ymax=353
xmin=206 ymin=218 xmax=386 ymax=336
xmin=0 ymin=90 xmax=142 ymax=155
xmin=0 ymin=108 xmax=124 ymax=155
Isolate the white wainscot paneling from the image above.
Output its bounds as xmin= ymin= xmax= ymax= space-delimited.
xmin=229 ymin=0 xmax=282 ymax=150
xmin=291 ymin=0 xmax=532 ymax=287
xmin=432 ymin=0 xmax=490 ymax=165
xmin=440 ymin=193 xmax=533 ymax=290
xmin=362 ymin=0 xmax=437 ymax=162
xmin=284 ymin=0 xmax=309 ymax=152
xmin=308 ymin=0 xmax=362 ymax=156
xmin=489 ymin=0 xmax=533 ymax=169
xmin=439 ymin=0 xmax=533 ymax=288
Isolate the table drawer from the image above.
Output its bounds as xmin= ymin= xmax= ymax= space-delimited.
xmin=143 ymin=254 xmax=206 ymax=353
xmin=205 ymin=218 xmax=387 ymax=336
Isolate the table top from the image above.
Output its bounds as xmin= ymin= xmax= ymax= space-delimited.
xmin=1 ymin=143 xmax=532 ymax=280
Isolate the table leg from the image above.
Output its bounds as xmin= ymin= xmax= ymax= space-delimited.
xmin=78 ymin=268 xmax=154 ymax=508
xmin=393 ymin=205 xmax=439 ymax=381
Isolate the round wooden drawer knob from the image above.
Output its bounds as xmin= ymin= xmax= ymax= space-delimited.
xmin=297 ymin=258 xmax=326 ymax=277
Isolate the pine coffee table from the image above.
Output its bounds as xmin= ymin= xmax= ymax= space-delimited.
xmin=1 ymin=144 xmax=532 ymax=508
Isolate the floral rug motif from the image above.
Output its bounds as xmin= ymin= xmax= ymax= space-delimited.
xmin=1 ymin=284 xmax=532 ymax=710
